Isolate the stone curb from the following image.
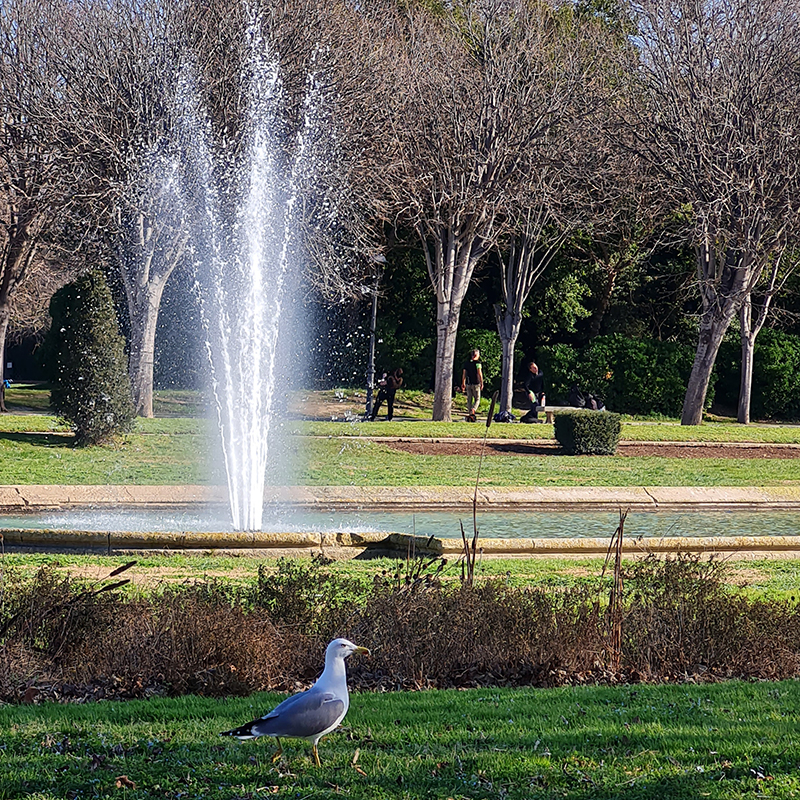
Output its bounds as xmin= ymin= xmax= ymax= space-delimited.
xmin=3 ymin=527 xmax=800 ymax=560
xmin=2 ymin=485 xmax=800 ymax=511
xmin=0 ymin=528 xmax=432 ymax=557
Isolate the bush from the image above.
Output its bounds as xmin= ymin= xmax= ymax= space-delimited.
xmin=540 ymin=334 xmax=706 ymax=416
xmin=43 ymin=270 xmax=134 ymax=444
xmin=554 ymin=409 xmax=622 ymax=455
xmin=716 ymin=328 xmax=800 ymax=420
xmin=2 ymin=554 xmax=799 ymax=702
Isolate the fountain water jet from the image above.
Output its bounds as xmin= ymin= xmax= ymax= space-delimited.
xmin=179 ymin=27 xmax=317 ymax=531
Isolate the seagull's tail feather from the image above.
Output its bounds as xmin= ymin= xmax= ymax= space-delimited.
xmin=220 ymin=720 xmax=260 ymax=739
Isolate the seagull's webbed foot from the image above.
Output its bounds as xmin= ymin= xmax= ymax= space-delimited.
xmin=270 ymin=737 xmax=283 ymax=764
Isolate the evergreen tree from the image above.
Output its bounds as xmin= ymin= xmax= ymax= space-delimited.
xmin=44 ymin=270 xmax=134 ymax=445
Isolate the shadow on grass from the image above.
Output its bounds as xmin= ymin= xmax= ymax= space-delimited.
xmin=0 ymin=430 xmax=75 ymax=448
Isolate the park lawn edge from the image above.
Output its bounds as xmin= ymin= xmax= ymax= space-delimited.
xmin=1 ymin=680 xmax=799 ymax=799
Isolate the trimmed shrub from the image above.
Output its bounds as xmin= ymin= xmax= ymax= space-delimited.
xmin=43 ymin=270 xmax=134 ymax=445
xmin=554 ymin=409 xmax=621 ymax=455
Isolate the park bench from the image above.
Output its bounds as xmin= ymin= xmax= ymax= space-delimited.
xmin=533 ymin=405 xmax=606 ymax=424
xmin=534 ymin=405 xmax=572 ymax=424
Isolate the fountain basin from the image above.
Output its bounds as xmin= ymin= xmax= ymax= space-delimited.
xmin=3 ymin=527 xmax=800 ymax=561
xmin=1 ymin=484 xmax=798 ymax=559
xmin=2 ymin=484 xmax=800 ymax=512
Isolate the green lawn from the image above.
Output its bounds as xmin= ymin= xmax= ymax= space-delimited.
xmin=0 ymin=428 xmax=217 ymax=485
xmin=0 ymin=421 xmax=797 ymax=486
xmin=294 ymin=438 xmax=800 ymax=487
xmin=0 ymin=388 xmax=798 ymax=487
xmin=1 ymin=680 xmax=798 ymax=799
xmin=3 ymin=552 xmax=798 ymax=600
xmin=301 ymin=418 xmax=800 ymax=443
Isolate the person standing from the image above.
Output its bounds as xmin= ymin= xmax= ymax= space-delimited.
xmin=521 ymin=360 xmax=545 ymax=423
xmin=370 ymin=367 xmax=403 ymax=421
xmin=460 ymin=349 xmax=484 ymax=422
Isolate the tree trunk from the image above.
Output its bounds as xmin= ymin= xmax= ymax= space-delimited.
xmin=681 ymin=306 xmax=736 ymax=425
xmin=0 ymin=300 xmax=9 ymax=413
xmin=421 ymin=226 xmax=483 ymax=423
xmin=494 ymin=304 xmax=522 ymax=415
xmin=127 ymin=278 xmax=168 ymax=418
xmin=588 ymin=265 xmax=617 ymax=339
xmin=738 ymin=296 xmax=754 ymax=425
xmin=432 ymin=301 xmax=460 ymax=421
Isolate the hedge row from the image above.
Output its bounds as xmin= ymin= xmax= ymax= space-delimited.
xmin=377 ymin=326 xmax=800 ymax=420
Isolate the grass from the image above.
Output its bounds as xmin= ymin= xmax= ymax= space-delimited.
xmin=0 ymin=388 xmax=797 ymax=487
xmin=293 ymin=438 xmax=800 ymax=487
xmin=0 ymin=424 xmax=797 ymax=486
xmin=300 ymin=419 xmax=800 ymax=443
xmin=1 ymin=680 xmax=798 ymax=799
xmin=2 ymin=551 xmax=798 ymax=601
xmin=0 ymin=429 xmax=217 ymax=485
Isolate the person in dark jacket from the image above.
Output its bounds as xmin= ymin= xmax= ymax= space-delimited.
xmin=520 ymin=361 xmax=545 ymax=423
xmin=370 ymin=367 xmax=403 ymax=421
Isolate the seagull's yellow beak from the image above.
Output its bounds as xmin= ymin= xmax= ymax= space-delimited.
xmin=353 ymin=646 xmax=370 ymax=656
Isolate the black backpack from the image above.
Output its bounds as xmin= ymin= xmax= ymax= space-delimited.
xmin=568 ymin=385 xmax=584 ymax=407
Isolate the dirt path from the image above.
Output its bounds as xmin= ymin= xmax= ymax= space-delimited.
xmin=384 ymin=440 xmax=800 ymax=459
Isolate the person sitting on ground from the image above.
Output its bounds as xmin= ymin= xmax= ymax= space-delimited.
xmin=460 ymin=349 xmax=484 ymax=422
xmin=370 ymin=367 xmax=403 ymax=421
xmin=568 ymin=383 xmax=585 ymax=408
xmin=521 ymin=361 xmax=545 ymax=423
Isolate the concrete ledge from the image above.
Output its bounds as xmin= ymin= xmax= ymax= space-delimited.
xmin=2 ymin=527 xmax=799 ymax=560
xmin=442 ymin=535 xmax=800 ymax=558
xmin=0 ymin=528 xmax=429 ymax=558
xmin=4 ymin=485 xmax=800 ymax=512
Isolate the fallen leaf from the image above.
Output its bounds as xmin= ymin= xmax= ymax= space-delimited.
xmin=115 ymin=775 xmax=136 ymax=790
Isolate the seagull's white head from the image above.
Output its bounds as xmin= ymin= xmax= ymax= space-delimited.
xmin=326 ymin=637 xmax=370 ymax=660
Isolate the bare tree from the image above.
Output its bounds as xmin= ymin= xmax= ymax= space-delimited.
xmin=68 ymin=0 xmax=199 ymax=418
xmin=0 ymin=0 xmax=84 ymax=410
xmin=377 ymin=0 xmax=598 ymax=420
xmin=492 ymin=12 xmax=623 ymax=415
xmin=738 ymin=245 xmax=800 ymax=422
xmin=621 ymin=0 xmax=800 ymax=424
xmin=494 ymin=177 xmax=574 ymax=415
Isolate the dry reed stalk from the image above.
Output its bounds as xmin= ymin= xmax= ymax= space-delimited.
xmin=602 ymin=508 xmax=627 ymax=673
xmin=461 ymin=391 xmax=498 ymax=587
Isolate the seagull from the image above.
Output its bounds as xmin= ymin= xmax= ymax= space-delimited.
xmin=221 ymin=637 xmax=369 ymax=766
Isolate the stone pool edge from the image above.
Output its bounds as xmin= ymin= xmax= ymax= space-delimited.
xmin=2 ymin=484 xmax=800 ymax=511
xmin=3 ymin=528 xmax=800 ymax=561
xmin=1 ymin=484 xmax=799 ymax=560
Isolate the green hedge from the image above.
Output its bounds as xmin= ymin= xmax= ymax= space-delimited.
xmin=716 ymin=328 xmax=800 ymax=420
xmin=554 ymin=410 xmax=622 ymax=455
xmin=539 ymin=334 xmax=706 ymax=417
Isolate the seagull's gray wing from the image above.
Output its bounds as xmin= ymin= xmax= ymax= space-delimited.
xmin=252 ymin=687 xmax=345 ymax=738
xmin=222 ymin=686 xmax=345 ymax=740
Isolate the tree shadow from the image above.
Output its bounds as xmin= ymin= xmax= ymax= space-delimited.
xmin=0 ymin=430 xmax=75 ymax=448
